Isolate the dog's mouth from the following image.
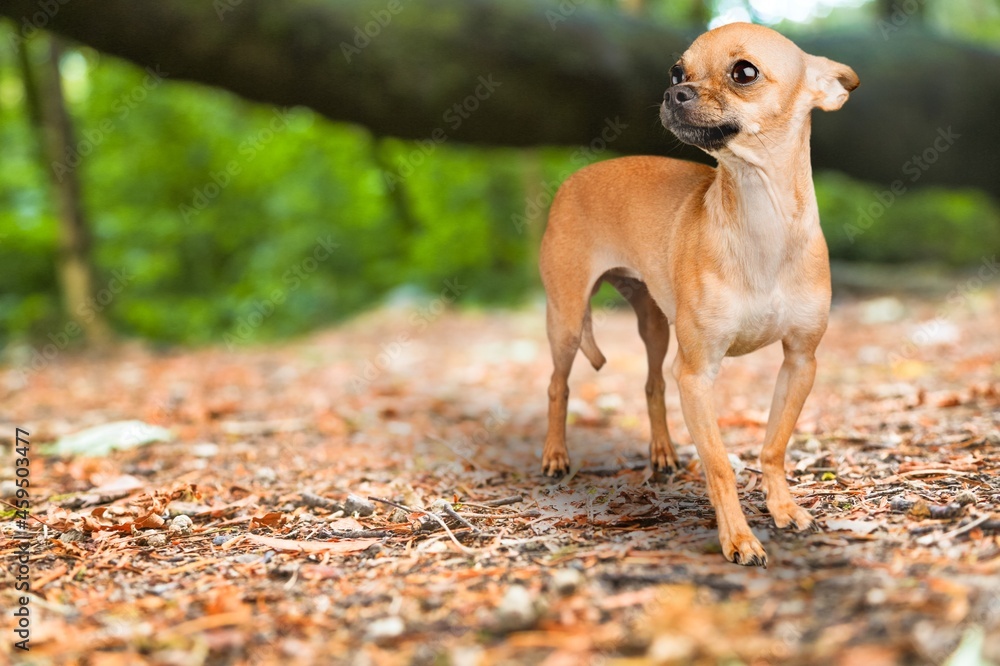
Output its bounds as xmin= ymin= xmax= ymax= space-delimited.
xmin=660 ymin=105 xmax=740 ymax=151
xmin=666 ymin=120 xmax=741 ymax=151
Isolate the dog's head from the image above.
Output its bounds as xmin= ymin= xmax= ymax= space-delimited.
xmin=660 ymin=23 xmax=859 ymax=153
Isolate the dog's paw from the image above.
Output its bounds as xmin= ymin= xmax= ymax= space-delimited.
xmin=649 ymin=439 xmax=679 ymax=476
xmin=541 ymin=450 xmax=570 ymax=477
xmin=767 ymin=499 xmax=815 ymax=532
xmin=722 ymin=531 xmax=768 ymax=568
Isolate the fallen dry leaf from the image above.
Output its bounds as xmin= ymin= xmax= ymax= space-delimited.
xmin=244 ymin=534 xmax=378 ymax=553
xmin=7 ymin=298 xmax=1000 ymax=664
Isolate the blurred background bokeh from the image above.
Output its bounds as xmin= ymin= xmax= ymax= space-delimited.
xmin=1 ymin=0 xmax=998 ymax=348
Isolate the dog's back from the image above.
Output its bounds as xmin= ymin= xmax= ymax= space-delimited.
xmin=540 ymin=155 xmax=713 ymax=298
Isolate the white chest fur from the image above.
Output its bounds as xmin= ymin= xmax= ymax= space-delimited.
xmin=707 ymin=159 xmax=826 ymax=356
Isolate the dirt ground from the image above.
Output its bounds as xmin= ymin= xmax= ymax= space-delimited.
xmin=2 ymin=288 xmax=999 ymax=665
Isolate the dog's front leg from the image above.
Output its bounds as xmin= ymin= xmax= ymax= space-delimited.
xmin=674 ymin=351 xmax=767 ymax=566
xmin=760 ymin=342 xmax=818 ymax=531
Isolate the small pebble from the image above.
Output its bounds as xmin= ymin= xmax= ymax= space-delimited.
xmin=190 ymin=442 xmax=219 ymax=458
xmin=551 ymin=568 xmax=584 ymax=596
xmin=1 ymin=480 xmax=19 ymax=498
xmin=344 ymin=494 xmax=375 ymax=517
xmin=366 ymin=616 xmax=404 ymax=645
xmin=866 ymin=588 xmax=888 ymax=605
xmin=140 ymin=532 xmax=168 ymax=547
xmin=255 ymin=467 xmax=278 ymax=483
xmin=955 ymin=490 xmax=977 ymax=506
xmin=59 ymin=529 xmax=87 ymax=543
xmin=595 ymin=393 xmax=624 ymax=413
xmin=213 ymin=535 xmax=229 ymax=546
xmin=169 ymin=515 xmax=194 ymax=535
xmin=496 ymin=585 xmax=537 ymax=631
xmin=450 ymin=646 xmax=484 ymax=666
xmin=648 ymin=634 xmax=696 ymax=662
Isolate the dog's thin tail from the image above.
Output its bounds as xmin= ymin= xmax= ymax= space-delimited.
xmin=580 ymin=307 xmax=606 ymax=371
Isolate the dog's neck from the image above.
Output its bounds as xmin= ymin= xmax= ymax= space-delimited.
xmin=712 ymin=115 xmax=817 ymax=228
xmin=704 ymin=115 xmax=820 ymax=283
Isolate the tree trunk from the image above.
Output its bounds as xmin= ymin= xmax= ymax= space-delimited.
xmin=1 ymin=0 xmax=997 ymax=199
xmin=18 ymin=35 xmax=112 ymax=346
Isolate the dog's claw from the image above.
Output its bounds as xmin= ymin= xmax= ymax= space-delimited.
xmin=733 ymin=552 xmax=767 ymax=568
xmin=722 ymin=531 xmax=768 ymax=567
xmin=651 ymin=460 xmax=677 ymax=474
xmin=767 ymin=499 xmax=816 ymax=533
xmin=649 ymin=440 xmax=679 ymax=476
xmin=541 ymin=451 xmax=571 ymax=478
xmin=650 ymin=462 xmax=677 ymax=483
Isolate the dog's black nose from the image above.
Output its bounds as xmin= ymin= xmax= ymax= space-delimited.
xmin=665 ymin=85 xmax=697 ymax=107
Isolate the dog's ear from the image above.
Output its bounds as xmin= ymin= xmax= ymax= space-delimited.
xmin=806 ymin=55 xmax=859 ymax=111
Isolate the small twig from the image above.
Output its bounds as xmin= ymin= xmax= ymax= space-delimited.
xmin=897 ymin=469 xmax=974 ymax=478
xmin=477 ymin=496 xmax=524 ymax=508
xmin=863 ymin=488 xmax=903 ymax=501
xmin=368 ymin=496 xmax=480 ymax=555
xmin=440 ymin=503 xmax=478 ymax=533
xmin=939 ymin=514 xmax=992 ymax=541
xmin=980 ymin=519 xmax=1000 ymax=534
xmin=728 ymin=467 xmax=797 ymax=485
xmin=321 ymin=529 xmax=393 ymax=539
xmin=454 ymin=509 xmax=541 ymax=519
xmin=367 ymin=496 xmax=411 ymax=514
xmin=298 ymin=492 xmax=342 ymax=511
xmin=0 ymin=498 xmax=57 ymax=530
xmin=581 ymin=461 xmax=648 ymax=477
xmin=878 ymin=469 xmax=974 ymax=485
xmin=416 ymin=514 xmax=479 ymax=554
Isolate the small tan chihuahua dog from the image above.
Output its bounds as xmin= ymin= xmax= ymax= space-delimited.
xmin=539 ymin=23 xmax=858 ymax=566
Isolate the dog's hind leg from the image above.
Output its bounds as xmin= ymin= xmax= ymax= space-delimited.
xmin=540 ymin=265 xmax=604 ymax=476
xmin=608 ymin=277 xmax=679 ymax=474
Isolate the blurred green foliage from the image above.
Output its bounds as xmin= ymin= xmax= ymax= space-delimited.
xmin=1 ymin=0 xmax=999 ymax=347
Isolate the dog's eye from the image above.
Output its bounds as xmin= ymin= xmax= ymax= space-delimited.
xmin=731 ymin=60 xmax=759 ymax=85
xmin=669 ymin=65 xmax=685 ymax=86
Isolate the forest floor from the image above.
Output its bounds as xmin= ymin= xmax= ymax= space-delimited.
xmin=2 ymin=288 xmax=1000 ymax=665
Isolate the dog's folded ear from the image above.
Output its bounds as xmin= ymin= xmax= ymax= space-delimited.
xmin=806 ymin=55 xmax=859 ymax=111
